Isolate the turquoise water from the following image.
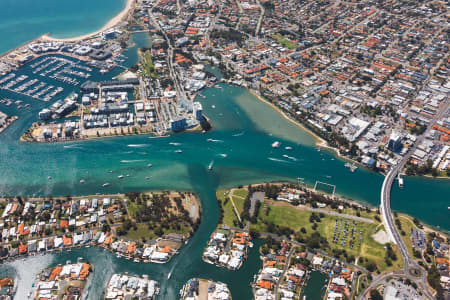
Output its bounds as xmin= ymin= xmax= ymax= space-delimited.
xmin=0 ymin=0 xmax=127 ymax=54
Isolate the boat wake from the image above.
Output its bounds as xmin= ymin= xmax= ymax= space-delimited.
xmin=120 ymin=160 xmax=145 ymax=163
xmin=207 ymin=138 xmax=224 ymax=143
xmin=169 ymin=142 xmax=181 ymax=146
xmin=268 ymin=157 xmax=290 ymax=164
xmin=283 ymin=155 xmax=298 ymax=161
xmin=232 ymin=131 xmax=245 ymax=137
xmin=63 ymin=145 xmax=83 ymax=149
xmin=127 ymin=144 xmax=147 ymax=148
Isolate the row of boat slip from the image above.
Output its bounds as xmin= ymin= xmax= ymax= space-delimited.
xmin=0 ymin=98 xmax=31 ymax=109
xmin=1 ymin=74 xmax=28 ymax=89
xmin=0 ymin=73 xmax=16 ymax=84
xmin=49 ymin=73 xmax=79 ymax=85
xmin=0 ymin=75 xmax=65 ymax=101
xmin=60 ymin=67 xmax=91 ymax=79
xmin=39 ymin=61 xmax=69 ymax=77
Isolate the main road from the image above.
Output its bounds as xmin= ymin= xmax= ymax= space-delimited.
xmin=364 ymin=99 xmax=450 ymax=300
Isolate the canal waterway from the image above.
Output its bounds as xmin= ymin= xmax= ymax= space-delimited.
xmin=302 ymin=271 xmax=328 ymax=300
xmin=0 ymin=31 xmax=448 ymax=299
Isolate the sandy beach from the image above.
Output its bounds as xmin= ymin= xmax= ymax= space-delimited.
xmin=247 ymin=89 xmax=370 ymax=168
xmin=42 ymin=0 xmax=135 ymax=42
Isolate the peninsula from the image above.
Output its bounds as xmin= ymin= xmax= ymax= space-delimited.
xmin=0 ymin=191 xmax=201 ymax=264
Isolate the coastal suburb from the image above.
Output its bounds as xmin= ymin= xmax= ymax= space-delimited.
xmin=0 ymin=0 xmax=449 ymax=299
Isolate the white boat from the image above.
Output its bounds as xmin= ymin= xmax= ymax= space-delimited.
xmin=285 ymin=146 xmax=293 ymax=150
xmin=145 ymin=176 xmax=150 ymax=180
xmin=398 ymin=175 xmax=404 ymax=188
xmin=208 ymin=161 xmax=214 ymax=170
xmin=102 ymin=183 xmax=110 ymax=187
xmin=79 ymin=179 xmax=85 ymax=184
xmin=272 ymin=141 xmax=281 ymax=148
xmin=283 ymin=154 xmax=289 ymax=158
xmin=175 ymin=150 xmax=183 ymax=153
xmin=147 ymin=163 xmax=153 ymax=168
xmin=47 ymin=176 xmax=52 ymax=180
xmin=118 ymin=175 xmax=124 ymax=179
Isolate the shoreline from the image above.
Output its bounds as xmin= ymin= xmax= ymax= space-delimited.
xmin=248 ymin=89 xmax=353 ymax=162
xmin=247 ymin=88 xmax=450 ymax=181
xmin=42 ymin=0 xmax=136 ymax=42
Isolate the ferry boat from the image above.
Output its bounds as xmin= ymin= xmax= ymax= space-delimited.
xmin=272 ymin=141 xmax=281 ymax=148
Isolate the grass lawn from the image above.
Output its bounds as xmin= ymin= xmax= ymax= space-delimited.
xmin=217 ymin=190 xmax=241 ymax=227
xmin=233 ymin=188 xmax=248 ymax=198
xmin=125 ymin=223 xmax=156 ymax=240
xmin=127 ymin=201 xmax=140 ymax=219
xmin=124 ymin=223 xmax=191 ymax=241
xmin=273 ymin=34 xmax=298 ymax=49
xmin=251 ymin=201 xmax=403 ymax=272
xmin=396 ymin=213 xmax=420 ymax=259
xmin=339 ymin=206 xmax=378 ymax=221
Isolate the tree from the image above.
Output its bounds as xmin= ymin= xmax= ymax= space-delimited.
xmin=370 ymin=289 xmax=383 ymax=300
xmin=102 ymin=224 xmax=111 ymax=233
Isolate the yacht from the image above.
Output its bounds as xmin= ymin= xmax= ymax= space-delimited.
xmin=118 ymin=175 xmax=124 ymax=179
xmin=175 ymin=149 xmax=183 ymax=153
xmin=147 ymin=163 xmax=153 ymax=168
xmin=285 ymin=146 xmax=293 ymax=150
xmin=208 ymin=161 xmax=213 ymax=171
xmin=79 ymin=179 xmax=85 ymax=184
xmin=272 ymin=141 xmax=281 ymax=148
xmin=102 ymin=183 xmax=110 ymax=187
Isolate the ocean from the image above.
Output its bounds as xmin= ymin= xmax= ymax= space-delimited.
xmin=0 ymin=0 xmax=127 ymax=54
